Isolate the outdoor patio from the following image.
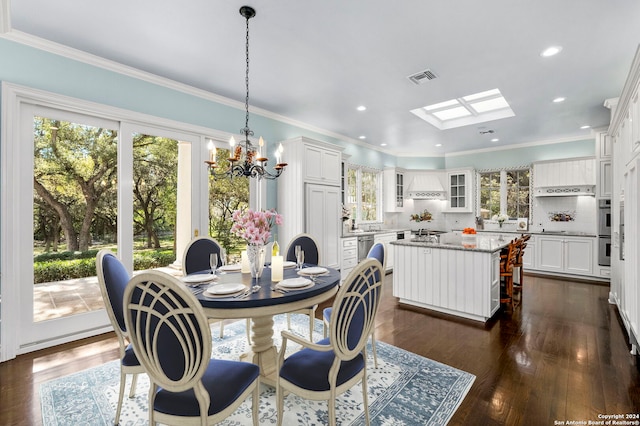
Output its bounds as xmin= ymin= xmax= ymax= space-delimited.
xmin=33 ymin=266 xmax=183 ymax=322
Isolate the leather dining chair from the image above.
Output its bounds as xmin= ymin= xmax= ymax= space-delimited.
xmin=284 ymin=233 xmax=321 ymax=339
xmin=275 ymin=258 xmax=383 ymax=426
xmin=322 ymin=242 xmax=386 ymax=368
xmin=96 ymin=249 xmax=144 ymax=425
xmin=123 ymin=270 xmax=261 ymax=426
xmin=182 ymin=236 xmax=251 ymax=343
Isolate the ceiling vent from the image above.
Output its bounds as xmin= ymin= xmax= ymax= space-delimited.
xmin=407 ymin=69 xmax=438 ymax=85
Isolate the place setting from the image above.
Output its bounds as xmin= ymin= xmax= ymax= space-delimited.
xmin=201 ymin=282 xmax=248 ymax=298
xmin=273 ymin=277 xmax=314 ymax=293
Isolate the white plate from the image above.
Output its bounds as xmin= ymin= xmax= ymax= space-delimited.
xmin=182 ymin=274 xmax=216 ymax=284
xmin=204 ymin=283 xmax=246 ymax=296
xmin=283 ymin=261 xmax=296 ymax=269
xmin=218 ymin=264 xmax=242 ymax=272
xmin=278 ymin=277 xmax=313 ymax=288
xmin=298 ymin=267 xmax=328 ymax=276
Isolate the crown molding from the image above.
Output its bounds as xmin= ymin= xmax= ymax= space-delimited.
xmin=442 ymin=134 xmax=592 ymax=157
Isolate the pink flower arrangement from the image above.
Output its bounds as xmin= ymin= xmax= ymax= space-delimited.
xmin=230 ymin=208 xmax=283 ymax=245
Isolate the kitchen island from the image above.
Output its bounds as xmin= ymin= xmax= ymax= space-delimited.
xmin=390 ymin=233 xmax=510 ymax=322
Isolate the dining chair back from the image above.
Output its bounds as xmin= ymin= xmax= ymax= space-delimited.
xmin=323 ymin=242 xmax=386 ymax=367
xmin=96 ymin=249 xmax=144 ymax=425
xmin=123 ymin=270 xmax=260 ymax=425
xmin=285 ymin=233 xmax=320 ymax=265
xmin=500 ymin=239 xmax=519 ymax=305
xmin=182 ymin=236 xmax=224 ymax=275
xmin=276 ymin=257 xmax=383 ymax=426
xmin=284 ymin=233 xmax=321 ymax=339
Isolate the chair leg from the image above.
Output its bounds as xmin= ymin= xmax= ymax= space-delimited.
xmin=370 ymin=331 xmax=378 ymax=369
xmin=128 ymin=373 xmax=138 ymax=398
xmin=328 ymin=394 xmax=337 ymax=426
xmin=219 ymin=321 xmax=224 ymax=339
xmin=276 ymin=382 xmax=284 ymax=426
xmin=115 ymin=369 xmax=126 ymax=425
xmin=246 ymin=318 xmax=252 ymax=345
xmin=362 ymin=367 xmax=370 ymax=426
xmin=308 ymin=306 xmax=317 ymax=341
xmin=286 ymin=313 xmax=292 ymax=330
xmin=252 ymin=380 xmax=260 ymax=426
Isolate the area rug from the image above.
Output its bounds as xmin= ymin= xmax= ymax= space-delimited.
xmin=40 ymin=314 xmax=475 ymax=425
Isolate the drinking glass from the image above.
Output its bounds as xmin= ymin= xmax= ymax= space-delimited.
xmin=295 ymin=245 xmax=301 ymax=269
xmin=296 ymin=249 xmax=305 ymax=271
xmin=209 ymin=253 xmax=218 ymax=275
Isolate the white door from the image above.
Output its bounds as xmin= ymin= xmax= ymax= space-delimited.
xmin=564 ymin=238 xmax=593 ymax=275
xmin=536 ymin=237 xmax=564 ymax=272
xmin=1 ymin=100 xmax=204 ymax=359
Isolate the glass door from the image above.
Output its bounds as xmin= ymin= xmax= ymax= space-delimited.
xmin=10 ymin=105 xmax=202 ymax=353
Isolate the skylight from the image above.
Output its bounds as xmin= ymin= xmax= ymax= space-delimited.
xmin=410 ymin=88 xmax=515 ymax=130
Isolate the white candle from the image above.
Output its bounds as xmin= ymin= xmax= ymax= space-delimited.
xmin=271 ymin=255 xmax=284 ymax=282
xmin=241 ymin=250 xmax=250 ymax=273
xmin=207 ymin=140 xmax=216 ymax=163
xmin=278 ymin=143 xmax=284 ymax=163
xmin=258 ymin=136 xmax=264 ymax=158
xmin=229 ymin=136 xmax=236 ymax=158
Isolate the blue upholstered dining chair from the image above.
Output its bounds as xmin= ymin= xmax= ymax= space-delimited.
xmin=284 ymin=233 xmax=321 ymax=339
xmin=275 ymin=257 xmax=383 ymax=426
xmin=96 ymin=249 xmax=144 ymax=425
xmin=183 ymin=236 xmax=252 ymax=342
xmin=123 ymin=270 xmax=261 ymax=426
xmin=322 ymin=242 xmax=385 ymax=368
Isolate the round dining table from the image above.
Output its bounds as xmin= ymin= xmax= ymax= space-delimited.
xmin=192 ymin=264 xmax=340 ymax=386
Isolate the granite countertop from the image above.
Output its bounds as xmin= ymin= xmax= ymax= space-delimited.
xmin=391 ymin=234 xmax=510 ymax=253
xmin=455 ymin=229 xmax=597 ymax=238
xmin=342 ymin=228 xmax=410 ymax=238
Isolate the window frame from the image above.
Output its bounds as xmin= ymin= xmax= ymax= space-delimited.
xmin=477 ymin=167 xmax=531 ymax=220
xmin=346 ymin=164 xmax=382 ymax=225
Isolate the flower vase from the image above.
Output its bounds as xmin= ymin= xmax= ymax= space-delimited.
xmin=247 ymin=244 xmax=266 ymax=278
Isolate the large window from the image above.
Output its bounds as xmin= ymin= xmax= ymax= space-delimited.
xmin=346 ymin=165 xmax=381 ymax=224
xmin=479 ymin=168 xmax=530 ymax=219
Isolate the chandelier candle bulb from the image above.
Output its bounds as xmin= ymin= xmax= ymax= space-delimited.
xmin=241 ymin=250 xmax=250 ymax=273
xmin=271 ymin=255 xmax=284 ymax=282
xmin=229 ymin=136 xmax=236 ymax=159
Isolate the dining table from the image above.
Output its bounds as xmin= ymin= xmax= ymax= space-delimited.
xmin=187 ymin=263 xmax=340 ymax=386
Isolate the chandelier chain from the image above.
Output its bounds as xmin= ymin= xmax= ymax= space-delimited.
xmin=243 ymin=13 xmax=253 ymax=137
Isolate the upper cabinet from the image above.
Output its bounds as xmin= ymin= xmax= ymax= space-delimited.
xmin=596 ymin=132 xmax=613 ymax=198
xmin=303 ymin=143 xmax=341 ymax=186
xmin=532 ymin=157 xmax=596 ymax=196
xmin=445 ymin=169 xmax=474 ymax=212
xmin=383 ymin=168 xmax=405 ymax=212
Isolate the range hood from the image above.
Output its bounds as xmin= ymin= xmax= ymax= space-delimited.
xmin=533 ymin=185 xmax=596 ymax=197
xmin=406 ymin=175 xmax=446 ymax=200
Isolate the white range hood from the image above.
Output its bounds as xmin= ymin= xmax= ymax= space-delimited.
xmin=533 ymin=185 xmax=596 ymax=197
xmin=406 ymin=174 xmax=446 ymax=200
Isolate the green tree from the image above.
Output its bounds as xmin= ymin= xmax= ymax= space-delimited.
xmin=33 ymin=118 xmax=117 ymax=252
xmin=132 ymin=134 xmax=178 ymax=249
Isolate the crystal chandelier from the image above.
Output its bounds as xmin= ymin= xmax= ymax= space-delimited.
xmin=206 ymin=6 xmax=287 ymax=180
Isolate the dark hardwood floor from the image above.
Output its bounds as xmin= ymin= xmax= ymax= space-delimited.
xmin=1 ymin=273 xmax=638 ymax=425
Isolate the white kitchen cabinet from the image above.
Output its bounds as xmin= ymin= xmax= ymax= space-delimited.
xmin=340 ymin=237 xmax=358 ymax=282
xmin=305 ymin=184 xmax=341 ymax=269
xmin=445 ymin=169 xmax=474 ymax=212
xmin=303 ymin=144 xmax=341 ymax=186
xmin=393 ymin=244 xmax=500 ymax=322
xmin=598 ymin=160 xmax=613 ymax=198
xmin=383 ymin=168 xmax=405 ymax=212
xmin=532 ymin=158 xmax=596 ymax=188
xmin=373 ymin=232 xmax=396 ymax=272
xmin=521 ymin=237 xmax=535 ymax=270
xmin=536 ymin=235 xmax=594 ymax=276
xmin=277 ymin=137 xmax=344 ymax=269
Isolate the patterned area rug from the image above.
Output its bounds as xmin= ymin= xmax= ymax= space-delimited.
xmin=40 ymin=314 xmax=474 ymax=425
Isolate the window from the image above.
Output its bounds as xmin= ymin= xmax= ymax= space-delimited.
xmin=346 ymin=165 xmax=381 ymax=223
xmin=478 ymin=168 xmax=530 ymax=219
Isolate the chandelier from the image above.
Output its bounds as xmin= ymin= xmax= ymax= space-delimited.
xmin=206 ymin=5 xmax=287 ymax=180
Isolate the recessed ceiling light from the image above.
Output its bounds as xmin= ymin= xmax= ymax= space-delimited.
xmin=435 ymin=143 xmax=442 ymax=147
xmin=552 ymin=97 xmax=566 ymax=103
xmin=491 ymin=138 xmax=499 ymax=142
xmin=359 ymin=135 xmax=366 ymax=140
xmin=580 ymin=125 xmax=591 ymax=129
xmin=541 ymin=46 xmax=563 ymax=57
xmin=356 ymin=106 xmax=367 ymax=111
xmin=380 ymin=143 xmax=387 ymax=147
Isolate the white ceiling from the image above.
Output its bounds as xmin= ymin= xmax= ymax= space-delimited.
xmin=6 ymin=0 xmax=640 ymax=156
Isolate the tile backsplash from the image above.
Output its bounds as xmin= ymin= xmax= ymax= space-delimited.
xmin=532 ymin=196 xmax=597 ymax=233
